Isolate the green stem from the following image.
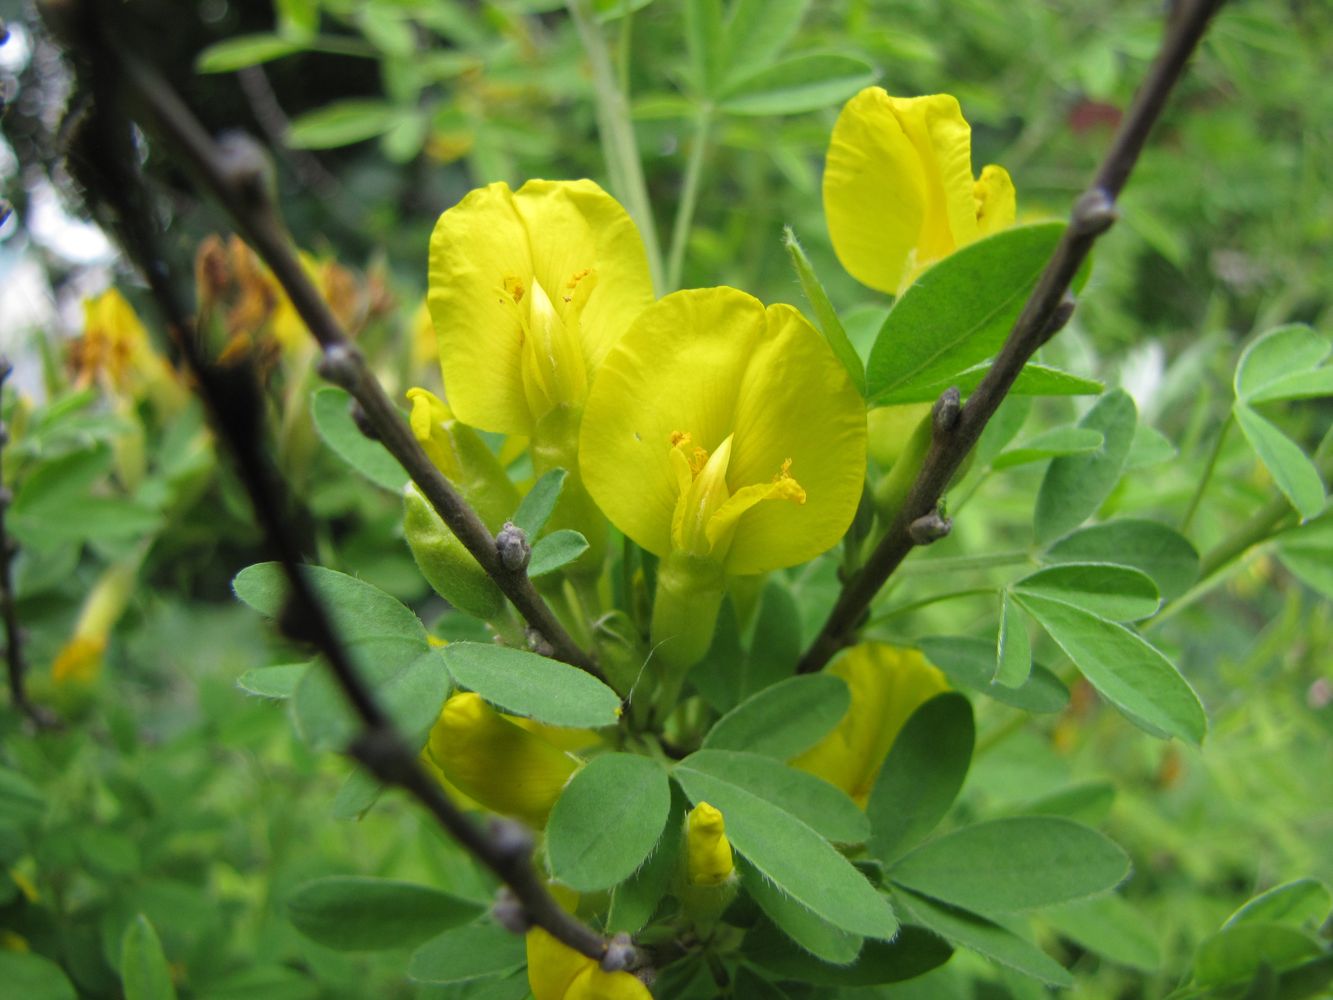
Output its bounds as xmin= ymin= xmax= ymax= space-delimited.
xmin=866 ymin=587 xmax=996 ymax=627
xmin=665 ymin=106 xmax=712 ymax=292
xmin=1179 ymin=412 xmax=1231 ymax=534
xmin=896 ymin=550 xmax=1033 ymax=577
xmin=566 ymin=0 xmax=665 ymax=293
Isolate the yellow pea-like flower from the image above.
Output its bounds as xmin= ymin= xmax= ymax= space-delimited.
xmin=685 ymin=802 xmax=734 ymax=887
xmin=581 ymin=287 xmax=866 ymax=681
xmin=791 ymin=643 xmax=948 ymax=807
xmin=51 ymin=554 xmax=143 ymax=688
xmin=73 ymin=289 xmax=185 ymax=415
xmin=428 ymin=179 xmax=654 ymax=569
xmin=824 ymin=87 xmax=1016 ymax=295
xmin=526 ymin=927 xmax=651 ymax=1000
xmin=426 ymin=693 xmax=581 ymax=828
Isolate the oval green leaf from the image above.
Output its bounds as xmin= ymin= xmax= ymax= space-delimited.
xmin=916 ymin=636 xmax=1069 ymax=714
xmin=739 ymin=857 xmax=863 ymax=965
xmin=1014 ymin=592 xmax=1207 ymax=744
xmin=121 ymin=915 xmax=176 ymax=1000
xmin=408 ymin=922 xmax=527 ymax=984
xmin=547 ymin=753 xmax=671 ymax=892
xmin=701 ymin=673 xmax=850 ymax=759
xmin=1013 ymin=562 xmax=1160 ymax=621
xmin=311 ymin=387 xmax=406 ymax=491
xmin=287 ymin=877 xmax=483 ymax=951
xmin=1034 ymin=389 xmax=1138 ymax=544
xmin=442 ymin=642 xmax=621 ymax=728
xmin=1043 ymin=519 xmax=1199 ymax=601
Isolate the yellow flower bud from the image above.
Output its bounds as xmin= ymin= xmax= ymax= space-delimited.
xmin=51 ymin=555 xmax=142 ymax=687
xmin=402 ymin=484 xmax=506 ymax=621
xmin=685 ymin=802 xmax=733 ymax=887
xmin=526 ymin=927 xmax=651 ymax=1000
xmin=426 ymin=693 xmax=580 ymax=827
xmin=406 ymin=388 xmax=519 ymax=530
xmin=792 ymin=643 xmax=948 ymax=806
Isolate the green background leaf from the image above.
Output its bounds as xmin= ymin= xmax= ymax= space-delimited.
xmin=287 ymin=877 xmax=482 ymax=951
xmin=442 ymin=642 xmax=621 ymax=728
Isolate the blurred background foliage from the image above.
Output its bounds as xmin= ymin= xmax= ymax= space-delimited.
xmin=0 ymin=0 xmax=1330 ymax=997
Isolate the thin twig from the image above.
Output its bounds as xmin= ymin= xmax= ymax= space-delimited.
xmin=111 ymin=48 xmax=599 ymax=679
xmin=49 ymin=0 xmax=618 ymax=965
xmin=797 ymin=0 xmax=1228 ymax=675
xmin=0 ymin=360 xmax=58 ymax=729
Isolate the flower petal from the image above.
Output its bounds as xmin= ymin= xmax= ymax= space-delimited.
xmin=974 ymin=164 xmax=1017 ymax=238
xmin=428 ymin=182 xmax=534 ymax=433
xmin=724 ymin=303 xmax=866 ymax=574
xmin=823 ymin=87 xmax=928 ymax=294
xmin=887 ymin=93 xmax=980 ymax=263
xmin=581 ymin=288 xmax=767 ymax=558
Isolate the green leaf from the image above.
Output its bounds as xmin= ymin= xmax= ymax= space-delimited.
xmin=547 ymin=754 xmax=671 ymax=892
xmin=311 ymin=387 xmax=406 ymax=491
xmin=1043 ymin=519 xmax=1199 ymax=601
xmin=236 ymin=663 xmax=308 ymax=700
xmin=784 ymin=227 xmax=865 ymax=395
xmin=442 ymin=642 xmax=621 ymax=728
xmin=1234 ymin=324 xmax=1330 ymax=403
xmin=1034 ymin=389 xmax=1138 ymax=543
xmin=742 ymin=919 xmax=952 ymax=986
xmin=701 ymin=674 xmax=849 ymax=759
xmin=1042 ymin=895 xmax=1161 ymax=971
xmin=995 ymin=592 xmax=1032 ymax=687
xmin=889 ymin=816 xmax=1129 ymax=914
xmin=331 ymin=768 xmax=382 ymax=821
xmin=676 ymin=750 xmax=868 ymax=846
xmin=1234 ymin=403 xmax=1326 ymax=520
xmin=528 ymin=530 xmax=589 ymax=578
xmin=1017 ymin=781 xmax=1116 ymax=825
xmin=670 ymin=764 xmax=896 ymax=939
xmin=1226 ymin=879 xmax=1333 ymax=931
xmin=0 ymin=953 xmax=77 ymax=1000
xmin=293 ymin=647 xmax=448 ymax=752
xmin=195 ymin=34 xmax=305 ymax=73
xmin=719 ymin=0 xmax=810 ymax=89
xmin=1195 ymin=923 xmax=1323 ymax=987
xmin=1248 ymin=367 xmax=1333 ymax=404
xmin=1014 ymin=592 xmax=1207 ymax=744
xmin=0 ymin=766 xmax=46 ymax=824
xmin=1125 ymin=424 xmax=1178 ymax=470
xmin=121 ymin=915 xmax=176 ymax=1000
xmin=717 ymin=53 xmax=876 ymax=116
xmin=287 ymin=100 xmax=399 ymax=149
xmin=866 ymin=693 xmax=974 ymax=863
xmin=893 ymin=889 xmax=1074 ymax=988
xmin=866 ymin=224 xmax=1066 ymax=403
xmin=991 ymin=427 xmax=1104 ymax=470
xmin=1012 ymin=562 xmax=1160 ymax=621
xmin=739 ymin=858 xmax=862 ymax=965
xmin=408 ymin=922 xmax=527 ymax=984
xmin=916 ymin=637 xmax=1069 ymax=714
xmin=287 ymin=877 xmax=483 ymax=951
xmin=608 ymin=785 xmax=686 ymax=934
xmin=876 ymin=360 xmax=1103 ymax=406
xmin=684 ymin=0 xmax=725 ymax=95
xmin=233 ymin=562 xmax=427 ymax=651
xmin=513 ymin=469 xmax=566 ymax=537
xmin=1276 ymin=514 xmax=1333 ymax=599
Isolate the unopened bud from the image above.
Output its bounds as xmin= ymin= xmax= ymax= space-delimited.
xmin=908 ymin=509 xmax=953 ymax=545
xmin=526 ymin=626 xmax=555 ymax=658
xmin=932 ymin=387 xmax=961 ymax=436
xmin=496 ymin=522 xmax=531 ymax=573
xmin=1071 ymin=187 xmax=1118 ymax=237
xmin=600 ymin=932 xmax=637 ymax=972
xmin=492 ymin=888 xmax=530 ymax=934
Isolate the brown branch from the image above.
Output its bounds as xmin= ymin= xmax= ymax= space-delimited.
xmin=797 ymin=0 xmax=1228 ymax=675
xmin=112 ymin=47 xmax=599 ymax=680
xmin=0 ymin=359 xmax=58 ymax=729
xmin=46 ymin=0 xmax=618 ymax=965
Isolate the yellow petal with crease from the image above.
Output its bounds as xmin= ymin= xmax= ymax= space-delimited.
xmin=580 ymin=288 xmax=865 ymax=574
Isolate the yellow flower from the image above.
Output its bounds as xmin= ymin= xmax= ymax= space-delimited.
xmin=73 ymin=289 xmax=185 ymax=413
xmin=580 ymin=287 xmax=866 ymax=677
xmin=792 ymin=643 xmax=948 ymax=806
xmin=426 ymin=693 xmax=582 ymax=827
xmin=526 ymin=927 xmax=651 ymax=1000
xmin=51 ymin=555 xmax=142 ymax=688
xmin=407 ymin=387 xmax=520 ymax=530
xmin=428 ymin=179 xmax=654 ymax=569
xmin=824 ymin=88 xmax=1016 ymax=295
xmin=428 ymin=178 xmax=652 ymax=435
xmin=685 ymin=802 xmax=733 ymax=887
